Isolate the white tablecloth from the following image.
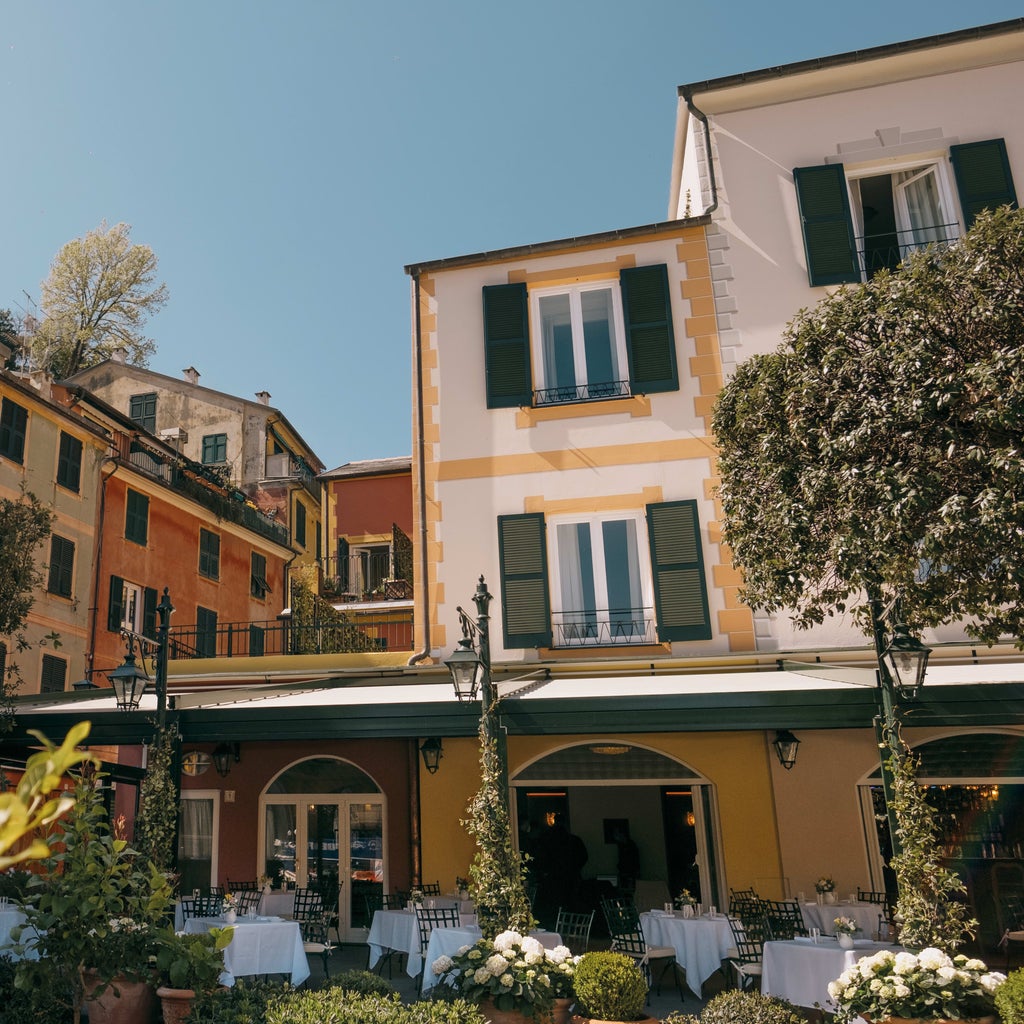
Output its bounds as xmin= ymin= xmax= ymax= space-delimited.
xmin=762 ymin=938 xmax=899 ymax=1009
xmin=800 ymin=901 xmax=883 ymax=937
xmin=366 ymin=909 xmax=477 ymax=979
xmin=421 ymin=927 xmax=563 ymax=993
xmin=184 ymin=916 xmax=309 ymax=987
xmin=0 ymin=907 xmax=38 ymax=961
xmin=640 ymin=911 xmax=734 ymax=997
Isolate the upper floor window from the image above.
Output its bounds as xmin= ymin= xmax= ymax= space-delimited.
xmin=0 ymin=397 xmax=28 ymax=463
xmin=108 ymin=576 xmax=156 ymax=636
xmin=496 ymin=500 xmax=711 ymax=650
xmin=251 ymin=551 xmax=270 ymax=599
xmin=129 ymin=392 xmax=157 ymax=432
xmin=47 ymin=534 xmax=75 ymax=598
xmin=199 ymin=528 xmax=220 ymax=579
xmin=125 ymin=489 xmax=149 ymax=546
xmin=40 ymin=653 xmax=67 ymax=694
xmin=57 ymin=431 xmax=83 ymax=492
xmin=196 ymin=605 xmax=218 ymax=658
xmin=794 ymin=138 xmax=1017 ymax=287
xmin=482 ymin=264 xmax=679 ymax=410
xmin=202 ymin=433 xmax=227 ymax=465
xmin=294 ymin=500 xmax=307 ymax=547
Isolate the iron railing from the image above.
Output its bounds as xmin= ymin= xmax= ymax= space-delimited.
xmin=552 ymin=607 xmax=655 ymax=647
xmin=534 ymin=379 xmax=631 ymax=406
xmin=855 ymin=222 xmax=960 ymax=278
xmin=264 ymin=452 xmax=321 ymax=502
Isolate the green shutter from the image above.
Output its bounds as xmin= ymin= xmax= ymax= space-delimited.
xmin=646 ymin=500 xmax=712 ymax=642
xmin=793 ymin=164 xmax=860 ymax=287
xmin=620 ymin=264 xmax=679 ymax=394
xmin=337 ymin=537 xmax=350 ymax=591
xmin=483 ymin=283 xmax=532 ymax=409
xmin=108 ymin=575 xmax=124 ymax=632
xmin=497 ymin=513 xmax=552 ymax=648
xmin=143 ymin=587 xmax=158 ymax=639
xmin=950 ymin=138 xmax=1018 ymax=228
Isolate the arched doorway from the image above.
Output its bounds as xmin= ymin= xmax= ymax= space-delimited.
xmin=260 ymin=756 xmax=386 ymax=942
xmin=511 ymin=741 xmax=722 ymax=929
xmin=859 ymin=730 xmax=1024 ymax=949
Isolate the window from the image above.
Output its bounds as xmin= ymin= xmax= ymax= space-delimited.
xmin=294 ymin=500 xmax=307 ymax=547
xmin=198 ymin=529 xmax=220 ymax=579
xmin=108 ymin=577 xmax=156 ymax=636
xmin=196 ymin=606 xmax=218 ymax=658
xmin=57 ymin=431 xmax=83 ymax=492
xmin=129 ymin=392 xmax=157 ymax=432
xmin=40 ymin=653 xmax=67 ymax=694
xmin=346 ymin=544 xmax=391 ymax=595
xmin=550 ymin=513 xmax=653 ymax=646
xmin=47 ymin=535 xmax=75 ymax=598
xmin=0 ymin=397 xmax=28 ymax=463
xmin=201 ymin=433 xmax=227 ymax=464
xmin=0 ymin=641 xmax=7 ymax=681
xmin=497 ymin=499 xmax=711 ymax=649
xmin=794 ymin=137 xmax=1017 ymax=286
xmin=251 ymin=552 xmax=270 ymax=599
xmin=125 ymin=489 xmax=149 ymax=545
xmin=482 ymin=264 xmax=679 ymax=409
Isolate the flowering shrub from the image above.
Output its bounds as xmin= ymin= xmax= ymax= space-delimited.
xmin=828 ymin=947 xmax=1005 ymax=1022
xmin=833 ymin=915 xmax=859 ymax=936
xmin=432 ymin=929 xmax=568 ymax=1018
xmin=674 ymin=889 xmax=696 ymax=909
xmin=816 ymin=876 xmax=835 ymax=893
xmin=91 ymin=916 xmax=159 ymax=980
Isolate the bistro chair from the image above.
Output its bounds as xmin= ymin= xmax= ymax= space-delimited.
xmin=421 ymin=881 xmax=442 ymax=896
xmin=999 ymin=893 xmax=1024 ymax=970
xmin=415 ymin=906 xmax=460 ymax=983
xmin=227 ymin=879 xmax=259 ymax=891
xmin=727 ymin=914 xmax=765 ymax=991
xmin=554 ymin=907 xmax=594 ymax=954
xmin=601 ymin=898 xmax=683 ymax=1000
xmin=762 ymin=898 xmax=808 ymax=940
xmin=384 ymin=890 xmax=410 ymax=909
xmin=237 ymin=889 xmax=261 ymax=915
xmin=178 ymin=898 xmax=199 ymax=922
xmin=191 ymin=893 xmax=224 ymax=918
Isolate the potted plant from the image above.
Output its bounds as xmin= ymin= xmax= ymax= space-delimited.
xmin=154 ymin=926 xmax=234 ymax=1024
xmin=570 ymin=950 xmax=656 ymax=1024
xmin=827 ymin=947 xmax=1005 ymax=1024
xmin=431 ymin=929 xmax=555 ymax=1022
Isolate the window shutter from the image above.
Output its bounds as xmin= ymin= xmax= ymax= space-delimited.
xmin=497 ymin=513 xmax=552 ymax=648
xmin=108 ymin=575 xmax=125 ymax=632
xmin=793 ymin=164 xmax=860 ymax=286
xmin=337 ymin=537 xmax=350 ymax=591
xmin=483 ymin=283 xmax=532 ymax=408
xmin=950 ymin=138 xmax=1018 ymax=228
xmin=620 ymin=264 xmax=679 ymax=394
xmin=143 ymin=587 xmax=158 ymax=639
xmin=646 ymin=500 xmax=712 ymax=642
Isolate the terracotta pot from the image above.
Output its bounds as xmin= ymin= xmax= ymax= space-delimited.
xmin=477 ymin=999 xmax=536 ymax=1023
xmin=871 ymin=1017 xmax=997 ymax=1024
xmin=82 ymin=972 xmax=157 ymax=1024
xmin=156 ymin=985 xmax=196 ymax=1024
xmin=550 ymin=998 xmax=574 ymax=1024
xmin=570 ymin=1016 xmax=659 ymax=1024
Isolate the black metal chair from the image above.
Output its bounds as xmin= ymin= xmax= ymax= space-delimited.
xmin=762 ymin=898 xmax=808 ymax=940
xmin=727 ymin=913 xmax=765 ymax=991
xmin=227 ymin=879 xmax=259 ymax=891
xmin=999 ymin=893 xmax=1024 ymax=970
xmin=384 ymin=890 xmax=410 ymax=909
xmin=421 ymin=881 xmax=442 ymax=896
xmin=293 ymin=889 xmax=336 ymax=977
xmin=415 ymin=906 xmax=460 ymax=984
xmin=555 ymin=907 xmax=595 ymax=954
xmin=601 ymin=898 xmax=683 ymax=1000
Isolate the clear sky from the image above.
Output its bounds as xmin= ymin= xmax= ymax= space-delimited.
xmin=3 ymin=2 xmax=1020 ymax=468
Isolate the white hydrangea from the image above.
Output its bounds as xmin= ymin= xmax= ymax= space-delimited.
xmin=474 ymin=967 xmax=491 ymax=985
xmin=965 ymin=958 xmax=986 ymax=971
xmin=937 ymin=966 xmax=957 ymax=982
xmin=918 ymin=948 xmax=951 ymax=971
xmin=524 ymin=948 xmax=544 ymax=965
xmin=432 ymin=954 xmax=453 ymax=976
xmin=520 ymin=936 xmax=543 ymax=957
xmin=893 ymin=951 xmax=919 ymax=975
xmin=500 ymin=973 xmax=514 ymax=987
xmin=981 ymin=972 xmax=1007 ymax=992
xmin=548 ymin=945 xmax=570 ymax=964
xmin=893 ymin=983 xmax=911 ymax=998
xmin=493 ymin=931 xmax=523 ymax=952
xmin=487 ymin=954 xmax=512 ymax=976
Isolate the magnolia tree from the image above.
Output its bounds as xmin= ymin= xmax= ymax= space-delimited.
xmin=712 ymin=205 xmax=1024 ymax=948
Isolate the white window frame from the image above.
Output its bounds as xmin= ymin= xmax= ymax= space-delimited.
xmin=529 ymin=280 xmax=628 ymax=403
xmin=349 ymin=543 xmax=392 ymax=595
xmin=548 ymin=509 xmax=655 ymax=646
xmin=121 ymin=581 xmax=143 ymax=633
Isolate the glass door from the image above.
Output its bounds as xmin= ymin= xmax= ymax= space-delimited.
xmin=179 ymin=793 xmax=219 ymax=895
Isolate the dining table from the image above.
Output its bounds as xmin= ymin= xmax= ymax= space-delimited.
xmin=800 ymin=900 xmax=885 ymax=937
xmin=639 ymin=910 xmax=734 ymax=997
xmin=184 ymin=915 xmax=310 ymax=987
xmin=761 ymin=937 xmax=900 ymax=1009
xmin=366 ymin=907 xmax=480 ymax=979
xmin=421 ymin=926 xmax=564 ymax=994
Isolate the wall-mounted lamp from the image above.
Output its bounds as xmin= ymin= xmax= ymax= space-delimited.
xmin=212 ymin=742 xmax=241 ymax=777
xmin=419 ymin=738 xmax=444 ymax=774
xmin=71 ymin=677 xmax=99 ymax=691
xmin=772 ymin=729 xmax=801 ymax=770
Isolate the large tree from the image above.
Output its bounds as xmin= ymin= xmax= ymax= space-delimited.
xmin=30 ymin=221 xmax=168 ymax=377
xmin=712 ymin=205 xmax=1024 ymax=644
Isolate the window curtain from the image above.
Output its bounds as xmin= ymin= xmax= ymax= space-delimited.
xmin=603 ymin=519 xmax=643 ymax=636
xmin=178 ymin=797 xmax=213 ymax=860
xmin=897 ymin=167 xmax=944 ymax=248
xmin=557 ymin=522 xmax=596 ymax=635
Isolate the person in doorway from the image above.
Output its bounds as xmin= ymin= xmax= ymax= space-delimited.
xmin=614 ymin=825 xmax=640 ymax=896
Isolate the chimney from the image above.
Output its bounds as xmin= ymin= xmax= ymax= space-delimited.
xmin=255 ymin=390 xmax=271 ymax=406
xmin=182 ymin=366 xmax=200 ymax=385
xmin=111 ymin=347 xmax=127 ymax=363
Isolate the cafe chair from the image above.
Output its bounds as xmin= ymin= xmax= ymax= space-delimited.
xmin=999 ymin=893 xmax=1024 ymax=970
xmin=601 ymin=898 xmax=683 ymax=1000
xmin=421 ymin=881 xmax=442 ymax=895
xmin=415 ymin=906 xmax=460 ymax=984
xmin=555 ymin=907 xmax=595 ymax=954
xmin=227 ymin=879 xmax=259 ymax=891
xmin=191 ymin=894 xmax=224 ymax=918
xmin=762 ymin=898 xmax=808 ymax=940
xmin=384 ymin=890 xmax=410 ymax=909
xmin=237 ymin=889 xmax=261 ymax=915
xmin=857 ymin=888 xmax=897 ymax=918
xmin=299 ymin=910 xmax=337 ymax=978
xmin=727 ymin=914 xmax=765 ymax=991
xmin=179 ymin=897 xmax=199 ymax=922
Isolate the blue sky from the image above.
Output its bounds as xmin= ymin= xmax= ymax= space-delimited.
xmin=3 ymin=2 xmax=1020 ymax=467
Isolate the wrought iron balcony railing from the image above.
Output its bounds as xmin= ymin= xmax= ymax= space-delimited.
xmin=534 ymin=379 xmax=631 ymax=406
xmin=552 ymin=607 xmax=655 ymax=647
xmin=856 ymin=221 xmax=960 ymax=278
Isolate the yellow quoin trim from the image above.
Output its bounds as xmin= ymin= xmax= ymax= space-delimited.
xmin=508 ymin=254 xmax=637 ymax=286
xmin=516 ymin=395 xmax=652 ymax=427
xmin=524 ymin=487 xmax=664 ymax=516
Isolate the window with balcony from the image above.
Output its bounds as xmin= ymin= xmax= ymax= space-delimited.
xmin=57 ymin=431 xmax=83 ymax=492
xmin=794 ymin=137 xmax=1017 ymax=286
xmin=199 ymin=529 xmax=220 ymax=580
xmin=482 ymin=264 xmax=679 ymax=409
xmin=497 ymin=500 xmax=711 ymax=649
xmin=47 ymin=534 xmax=75 ymax=598
xmin=129 ymin=392 xmax=157 ymax=432
xmin=0 ymin=397 xmax=27 ymax=463
xmin=125 ymin=489 xmax=149 ymax=546
xmin=201 ymin=433 xmax=228 ymax=465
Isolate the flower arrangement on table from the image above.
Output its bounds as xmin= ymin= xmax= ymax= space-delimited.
xmin=815 ymin=876 xmax=836 ymax=894
xmin=827 ymin=946 xmax=1005 ymax=1023
xmin=221 ymin=892 xmax=238 ymax=913
xmin=432 ymin=929 xmax=574 ymax=1019
xmin=409 ymin=888 xmax=425 ymax=906
xmin=833 ymin=915 xmax=859 ymax=936
xmin=674 ymin=889 xmax=697 ymax=910
xmin=455 ymin=875 xmax=470 ymax=894
xmin=258 ymin=874 xmax=271 ymax=890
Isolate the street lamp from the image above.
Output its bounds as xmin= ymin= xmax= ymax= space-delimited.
xmin=108 ymin=588 xmax=175 ymax=731
xmin=772 ymin=729 xmax=801 ymax=770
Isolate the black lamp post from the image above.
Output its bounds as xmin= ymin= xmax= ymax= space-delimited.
xmin=108 ymin=588 xmax=175 ymax=731
xmin=869 ymin=596 xmax=931 ymax=857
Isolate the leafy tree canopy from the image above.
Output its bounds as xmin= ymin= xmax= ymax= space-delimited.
xmin=30 ymin=221 xmax=168 ymax=377
xmin=712 ymin=205 xmax=1024 ymax=645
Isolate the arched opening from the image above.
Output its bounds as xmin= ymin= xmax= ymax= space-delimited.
xmin=261 ymin=756 xmax=385 ymax=942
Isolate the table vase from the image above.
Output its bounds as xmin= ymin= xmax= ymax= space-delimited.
xmin=838 ymin=933 xmax=854 ymax=949
xmin=823 ymin=892 xmax=836 ymax=904
xmin=224 ymin=909 xmax=237 ymax=924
